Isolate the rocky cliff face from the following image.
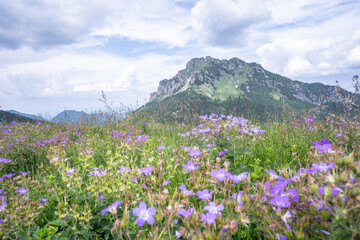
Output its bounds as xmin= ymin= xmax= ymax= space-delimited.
xmin=144 ymin=56 xmax=359 ymax=122
xmin=150 ymin=56 xmax=353 ymax=105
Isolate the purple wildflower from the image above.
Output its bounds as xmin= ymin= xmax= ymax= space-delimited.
xmin=39 ymin=198 xmax=49 ymax=204
xmin=140 ymin=166 xmax=154 ymax=175
xmin=335 ymin=133 xmax=344 ymax=137
xmin=162 ymin=180 xmax=171 ymax=186
xmin=318 ymin=187 xmax=326 ymax=195
xmin=119 ymin=165 xmax=131 ymax=172
xmin=132 ymin=202 xmax=156 ymax=226
xmin=188 ymin=149 xmax=202 ymax=158
xmin=0 ymin=196 xmax=6 ymax=211
xmin=0 ymin=158 xmax=12 ymax=163
xmin=232 ymin=191 xmax=245 ymax=206
xmin=130 ymin=178 xmax=137 ymax=183
xmin=101 ymin=200 xmax=123 ymax=216
xmin=98 ymin=193 xmax=106 ymax=200
xmin=271 ymin=195 xmax=291 ymax=211
xmin=312 ymin=162 xmax=334 ymax=172
xmin=183 ymin=161 xmax=199 ymax=171
xmin=312 ymin=139 xmax=332 ymax=152
xmin=16 ymin=187 xmax=29 ymax=195
xmin=264 ymin=169 xmax=284 ymax=181
xmin=332 ymin=187 xmax=342 ymax=195
xmin=204 ymin=202 xmax=224 ymax=216
xmin=218 ymin=151 xmax=225 ymax=156
xmin=201 ymin=212 xmax=217 ymax=224
xmin=179 ymin=184 xmax=196 ymax=196
xmin=231 ymin=172 xmax=249 ymax=183
xmin=19 ymin=171 xmax=30 ymax=175
xmin=282 ymin=210 xmax=292 ymax=230
xmin=177 ymin=206 xmax=194 ymax=218
xmin=210 ymin=168 xmax=231 ymax=181
xmin=197 ymin=189 xmax=214 ymax=200
xmin=199 ymin=127 xmax=211 ymax=133
xmin=65 ymin=167 xmax=76 ymax=175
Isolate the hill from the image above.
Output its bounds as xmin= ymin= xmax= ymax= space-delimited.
xmin=137 ymin=56 xmax=359 ymax=122
xmin=0 ymin=110 xmax=37 ymax=124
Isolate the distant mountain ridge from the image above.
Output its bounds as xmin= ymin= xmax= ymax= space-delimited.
xmin=138 ymin=56 xmax=359 ymax=122
xmin=0 ymin=110 xmax=37 ymax=124
xmin=6 ymin=110 xmax=46 ymax=121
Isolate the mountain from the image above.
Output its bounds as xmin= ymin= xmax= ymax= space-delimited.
xmin=6 ymin=110 xmax=46 ymax=121
xmin=137 ymin=56 xmax=359 ymax=122
xmin=0 ymin=110 xmax=37 ymax=124
xmin=50 ymin=110 xmax=95 ymax=124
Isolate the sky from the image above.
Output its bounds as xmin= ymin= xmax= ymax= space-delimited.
xmin=0 ymin=0 xmax=359 ymax=118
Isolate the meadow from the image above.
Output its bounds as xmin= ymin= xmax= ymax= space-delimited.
xmin=0 ymin=114 xmax=359 ymax=239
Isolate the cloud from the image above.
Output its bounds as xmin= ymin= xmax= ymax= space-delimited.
xmin=191 ymin=0 xmax=270 ymax=46
xmin=0 ymin=0 xmax=193 ymax=50
xmin=0 ymin=48 xmax=187 ymax=101
xmin=256 ymin=1 xmax=360 ymax=79
xmin=0 ymin=0 xmax=109 ymax=49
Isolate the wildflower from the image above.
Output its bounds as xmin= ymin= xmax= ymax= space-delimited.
xmin=271 ymin=195 xmax=291 ymax=211
xmin=176 ymin=231 xmax=182 ymax=238
xmin=183 ymin=161 xmax=199 ymax=171
xmin=201 ymin=212 xmax=217 ymax=224
xmin=39 ymin=198 xmax=49 ymax=204
xmin=179 ymin=184 xmax=196 ymax=196
xmin=132 ymin=202 xmax=156 ymax=226
xmin=140 ymin=166 xmax=154 ymax=175
xmin=312 ymin=139 xmax=332 ymax=152
xmin=318 ymin=187 xmax=326 ymax=195
xmin=282 ymin=210 xmax=292 ymax=229
xmin=16 ymin=187 xmax=29 ymax=195
xmin=98 ymin=193 xmax=106 ymax=200
xmin=65 ymin=167 xmax=76 ymax=175
xmin=19 ymin=171 xmax=30 ymax=175
xmin=335 ymin=133 xmax=344 ymax=137
xmin=0 ymin=173 xmax=15 ymax=181
xmin=177 ymin=206 xmax=194 ymax=218
xmin=199 ymin=127 xmax=211 ymax=133
xmin=218 ymin=151 xmax=225 ymax=156
xmin=162 ymin=180 xmax=171 ymax=186
xmin=173 ymin=218 xmax=178 ymax=224
xmin=101 ymin=200 xmax=123 ymax=216
xmin=0 ymin=196 xmax=6 ymax=211
xmin=231 ymin=172 xmax=249 ymax=183
xmin=232 ymin=191 xmax=245 ymax=206
xmin=0 ymin=158 xmax=12 ymax=163
xmin=188 ymin=149 xmax=202 ymax=158
xmin=119 ymin=165 xmax=131 ymax=172
xmin=332 ymin=187 xmax=342 ymax=195
xmin=197 ymin=189 xmax=214 ymax=200
xmin=312 ymin=162 xmax=334 ymax=172
xmin=49 ymin=157 xmax=60 ymax=162
xmin=264 ymin=169 xmax=284 ymax=181
xmin=204 ymin=202 xmax=224 ymax=216
xmin=211 ymin=168 xmax=231 ymax=181
xmin=131 ymin=178 xmax=138 ymax=183
xmin=0 ymin=189 xmax=3 ymax=194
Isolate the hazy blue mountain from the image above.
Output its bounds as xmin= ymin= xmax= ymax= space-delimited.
xmin=0 ymin=110 xmax=37 ymax=124
xmin=137 ymin=56 xmax=359 ymax=122
xmin=6 ymin=110 xmax=46 ymax=121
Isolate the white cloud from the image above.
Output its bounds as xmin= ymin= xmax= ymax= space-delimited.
xmin=191 ymin=0 xmax=270 ymax=46
xmin=348 ymin=45 xmax=360 ymax=63
xmin=0 ymin=48 xmax=187 ymax=101
xmin=256 ymin=1 xmax=360 ymax=79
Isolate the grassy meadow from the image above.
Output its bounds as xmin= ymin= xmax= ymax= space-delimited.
xmin=0 ymin=114 xmax=359 ymax=239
